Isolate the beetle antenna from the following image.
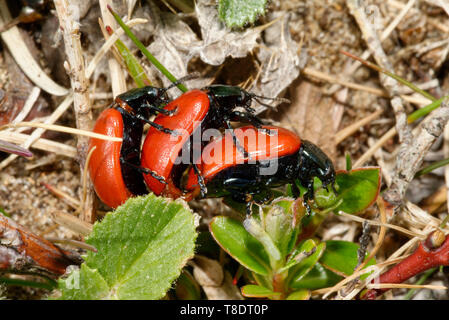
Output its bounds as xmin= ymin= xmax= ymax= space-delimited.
xmin=251 ymin=94 xmax=290 ymax=104
xmin=165 ymin=72 xmax=201 ymax=91
xmin=252 ymin=97 xmax=277 ymax=109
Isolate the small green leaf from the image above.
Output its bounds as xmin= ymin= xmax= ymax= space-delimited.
xmin=286 ymin=289 xmax=310 ymax=300
xmin=241 ymin=285 xmax=281 ymax=298
xmin=345 ymin=153 xmax=352 ymax=171
xmin=263 ymin=199 xmax=298 ymax=259
xmin=0 ymin=208 xmax=9 ymax=217
xmin=279 ymin=239 xmax=317 ymax=273
xmin=320 ymin=240 xmax=375 ymax=278
xmin=57 ymin=194 xmax=197 ymax=300
xmin=287 ymin=242 xmax=326 ymax=288
xmin=243 ymin=217 xmax=281 ymax=267
xmin=108 ymin=5 xmax=188 ymax=92
xmin=291 ymin=263 xmax=342 ymax=290
xmin=210 ymin=216 xmax=271 ymax=275
xmin=334 ymin=167 xmax=381 ymax=214
xmin=110 ymin=30 xmax=151 ymax=88
xmin=218 ymin=0 xmax=267 ymax=28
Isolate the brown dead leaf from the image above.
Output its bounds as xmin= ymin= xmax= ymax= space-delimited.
xmin=194 ymin=0 xmax=261 ymax=66
xmin=0 ymin=214 xmax=80 ymax=275
xmin=275 ymin=80 xmax=337 ymax=160
xmin=252 ymin=12 xmax=307 ymax=113
xmin=192 ymin=255 xmax=242 ymax=300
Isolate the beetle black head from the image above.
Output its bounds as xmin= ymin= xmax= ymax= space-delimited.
xmin=116 ymin=86 xmax=169 ymax=117
xmin=205 ymin=85 xmax=254 ymax=111
xmin=299 ymin=140 xmax=336 ymax=194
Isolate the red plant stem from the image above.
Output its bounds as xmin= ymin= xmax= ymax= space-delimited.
xmin=363 ymin=232 xmax=449 ymax=300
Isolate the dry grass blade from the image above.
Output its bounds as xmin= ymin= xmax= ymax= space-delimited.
xmin=0 ymin=130 xmax=77 ymax=158
xmin=50 ymin=211 xmax=93 ymax=236
xmin=353 ymin=127 xmax=396 ymax=168
xmin=85 ymin=18 xmax=148 ymax=79
xmin=99 ymin=0 xmax=126 ymax=96
xmin=336 ymin=109 xmax=383 ymax=144
xmin=366 ymin=283 xmax=447 ymax=290
xmin=1 ymin=122 xmax=122 ymax=142
xmin=0 ymin=94 xmax=73 ymax=170
xmin=338 ymin=211 xmax=424 ymax=239
xmin=303 ymin=67 xmax=432 ymax=106
xmin=8 ymin=87 xmax=41 ymax=128
xmin=46 ymin=238 xmax=97 ymax=252
xmin=0 ymin=0 xmax=68 ymax=96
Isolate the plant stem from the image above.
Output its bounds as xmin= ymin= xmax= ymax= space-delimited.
xmin=403 ymin=268 xmax=437 ymax=300
xmin=362 ymin=231 xmax=449 ymax=299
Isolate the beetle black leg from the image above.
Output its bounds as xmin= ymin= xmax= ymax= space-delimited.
xmin=223 ymin=118 xmax=249 ymax=158
xmin=120 ymin=158 xmax=167 ymax=185
xmin=230 ymin=111 xmax=263 ymax=128
xmin=291 ymin=181 xmax=301 ymax=198
xmin=230 ymin=111 xmax=275 ymax=135
xmin=134 ymin=114 xmax=178 ymax=136
xmin=192 ymin=164 xmax=207 ymax=197
xmin=302 ymin=180 xmax=315 ymax=215
xmin=141 ymin=103 xmax=177 ymax=116
xmin=292 ymin=181 xmax=311 ymax=213
xmin=246 ymin=201 xmax=253 ymax=219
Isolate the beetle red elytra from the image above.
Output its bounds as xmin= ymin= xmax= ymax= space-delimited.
xmin=88 ymin=86 xmax=171 ymax=208
xmin=183 ymin=125 xmax=336 ymax=215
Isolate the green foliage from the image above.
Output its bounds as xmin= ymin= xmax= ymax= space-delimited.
xmin=218 ymin=0 xmax=268 ymax=28
xmin=320 ymin=240 xmax=376 ymax=277
xmin=111 ymin=33 xmax=151 ymax=88
xmin=210 ymin=166 xmax=381 ymax=298
xmin=333 ymin=167 xmax=381 ymax=214
xmin=210 ymin=216 xmax=271 ymax=276
xmin=56 ymin=195 xmax=197 ymax=300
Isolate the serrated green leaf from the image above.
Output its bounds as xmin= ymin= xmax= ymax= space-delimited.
xmin=57 ymin=264 xmax=109 ymax=300
xmin=210 ymin=216 xmax=271 ymax=275
xmin=319 ymin=240 xmax=376 ymax=278
xmin=218 ymin=0 xmax=267 ymax=28
xmin=57 ymin=194 xmax=197 ymax=300
xmin=334 ymin=167 xmax=381 ymax=214
xmin=241 ymin=284 xmax=281 ymax=298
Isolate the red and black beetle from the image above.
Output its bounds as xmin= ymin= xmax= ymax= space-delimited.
xmin=88 ymin=86 xmax=173 ymax=208
xmin=183 ymin=125 xmax=336 ymax=214
xmin=140 ymin=85 xmax=285 ymax=199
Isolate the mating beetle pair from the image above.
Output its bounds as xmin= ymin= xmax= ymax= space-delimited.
xmin=88 ymin=82 xmax=336 ymax=214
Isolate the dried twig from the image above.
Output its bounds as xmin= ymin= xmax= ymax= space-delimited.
xmin=347 ymin=0 xmax=412 ymax=146
xmin=383 ymin=100 xmax=449 ymax=210
xmin=303 ymin=67 xmax=432 ymax=106
xmin=99 ymin=0 xmax=127 ymax=97
xmin=54 ymin=0 xmax=95 ymax=223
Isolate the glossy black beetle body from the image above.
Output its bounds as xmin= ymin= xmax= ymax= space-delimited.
xmin=184 ymin=126 xmax=336 ymax=214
